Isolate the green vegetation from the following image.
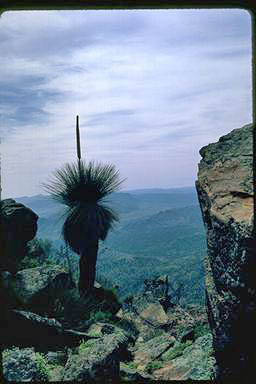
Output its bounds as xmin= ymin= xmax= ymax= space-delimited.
xmin=122 ymin=361 xmax=139 ymax=370
xmin=162 ymin=340 xmax=193 ymax=361
xmin=17 ymin=188 xmax=206 ymax=305
xmin=2 ymin=349 xmax=12 ymax=359
xmin=89 ymin=310 xmax=113 ymax=322
xmin=18 ymin=238 xmax=55 ymax=270
xmin=145 ymin=360 xmax=164 ymax=373
xmin=194 ymin=323 xmax=210 ymax=339
xmin=78 ymin=339 xmax=97 ymax=354
xmin=35 ymin=352 xmax=51 ymax=381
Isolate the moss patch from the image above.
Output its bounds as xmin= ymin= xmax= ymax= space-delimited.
xmin=162 ymin=340 xmax=193 ymax=361
xmin=145 ymin=360 xmax=164 ymax=374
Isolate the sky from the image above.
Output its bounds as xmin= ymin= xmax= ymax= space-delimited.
xmin=0 ymin=9 xmax=252 ymax=198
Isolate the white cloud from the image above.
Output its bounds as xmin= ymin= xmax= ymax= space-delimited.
xmin=0 ymin=9 xmax=252 ymax=197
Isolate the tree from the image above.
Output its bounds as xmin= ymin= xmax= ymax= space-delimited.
xmin=44 ymin=159 xmax=124 ymax=296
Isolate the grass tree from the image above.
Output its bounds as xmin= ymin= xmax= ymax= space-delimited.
xmin=44 ymin=116 xmax=124 ymax=295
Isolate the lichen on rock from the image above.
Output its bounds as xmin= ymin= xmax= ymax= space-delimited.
xmin=196 ymin=123 xmax=255 ymax=380
xmin=3 ymin=347 xmax=47 ymax=382
xmin=7 ymin=265 xmax=74 ymax=307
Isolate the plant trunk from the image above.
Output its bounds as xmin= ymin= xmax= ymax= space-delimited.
xmin=79 ymin=241 xmax=98 ymax=296
xmin=65 ymin=247 xmax=75 ymax=287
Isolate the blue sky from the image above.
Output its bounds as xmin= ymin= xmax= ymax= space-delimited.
xmin=0 ymin=9 xmax=252 ymax=198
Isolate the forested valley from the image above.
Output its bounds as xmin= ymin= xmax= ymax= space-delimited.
xmin=16 ymin=187 xmax=206 ymax=305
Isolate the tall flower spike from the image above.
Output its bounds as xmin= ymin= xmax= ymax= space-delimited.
xmin=76 ymin=115 xmax=81 ymax=175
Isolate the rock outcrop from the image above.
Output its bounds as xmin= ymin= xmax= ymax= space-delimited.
xmin=133 ymin=334 xmax=176 ymax=366
xmin=0 ymin=199 xmax=38 ymax=274
xmin=3 ymin=347 xmax=46 ymax=382
xmin=153 ymin=333 xmax=215 ymax=380
xmin=63 ymin=331 xmax=130 ymax=381
xmin=1 ymin=309 xmax=100 ymax=349
xmin=4 ymin=265 xmax=74 ymax=307
xmin=196 ymin=123 xmax=255 ymax=380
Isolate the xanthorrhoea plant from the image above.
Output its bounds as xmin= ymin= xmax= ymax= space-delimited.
xmin=44 ymin=117 xmax=124 ymax=295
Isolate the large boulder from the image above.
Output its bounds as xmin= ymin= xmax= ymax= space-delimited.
xmin=1 ymin=309 xmax=99 ymax=349
xmin=63 ymin=331 xmax=130 ymax=381
xmin=139 ymin=302 xmax=169 ymax=326
xmin=196 ymin=124 xmax=255 ymax=380
xmin=134 ymin=334 xmax=176 ymax=368
xmin=120 ymin=362 xmax=148 ymax=382
xmin=2 ymin=347 xmax=46 ymax=382
xmin=87 ymin=321 xmax=133 ymax=343
xmin=154 ymin=333 xmax=215 ymax=380
xmin=5 ymin=265 xmax=74 ymax=307
xmin=129 ymin=292 xmax=169 ymax=327
xmin=0 ymin=199 xmax=38 ymax=274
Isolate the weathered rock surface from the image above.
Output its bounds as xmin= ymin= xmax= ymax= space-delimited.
xmin=120 ymin=362 xmax=148 ymax=382
xmin=138 ymin=302 xmax=169 ymax=326
xmin=134 ymin=334 xmax=176 ymax=367
xmin=45 ymin=350 xmax=68 ymax=365
xmin=87 ymin=321 xmax=134 ymax=345
xmin=154 ymin=333 xmax=215 ymax=380
xmin=63 ymin=331 xmax=130 ymax=381
xmin=6 ymin=265 xmax=74 ymax=307
xmin=0 ymin=199 xmax=38 ymax=274
xmin=3 ymin=347 xmax=45 ymax=382
xmin=126 ymin=288 xmax=169 ymax=328
xmin=196 ymin=123 xmax=255 ymax=380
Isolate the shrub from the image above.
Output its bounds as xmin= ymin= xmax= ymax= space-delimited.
xmin=2 ymin=348 xmax=12 ymax=359
xmin=35 ymin=352 xmax=51 ymax=381
xmin=122 ymin=361 xmax=138 ymax=370
xmin=78 ymin=339 xmax=97 ymax=354
xmin=194 ymin=323 xmax=210 ymax=339
xmin=18 ymin=238 xmax=55 ymax=270
xmin=162 ymin=340 xmax=193 ymax=361
xmin=89 ymin=311 xmax=113 ymax=322
xmin=145 ymin=360 xmax=164 ymax=374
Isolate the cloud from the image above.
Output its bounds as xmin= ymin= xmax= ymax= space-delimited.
xmin=0 ymin=9 xmax=252 ymax=197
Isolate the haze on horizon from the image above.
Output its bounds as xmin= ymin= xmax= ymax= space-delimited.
xmin=0 ymin=9 xmax=252 ymax=198
xmin=12 ymin=185 xmax=196 ymax=200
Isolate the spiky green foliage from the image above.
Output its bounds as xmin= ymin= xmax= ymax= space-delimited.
xmin=44 ymin=160 xmax=124 ymax=254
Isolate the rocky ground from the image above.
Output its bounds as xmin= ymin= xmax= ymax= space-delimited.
xmin=0 ymin=198 xmax=215 ymax=381
xmin=1 ymin=267 xmax=216 ymax=382
xmin=2 ymin=122 xmax=253 ymax=381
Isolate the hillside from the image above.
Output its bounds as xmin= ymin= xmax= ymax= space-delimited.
xmin=99 ymin=205 xmax=206 ymax=303
xmin=15 ymin=187 xmax=206 ymax=304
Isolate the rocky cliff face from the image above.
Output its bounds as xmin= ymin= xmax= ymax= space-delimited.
xmin=0 ymin=199 xmax=38 ymax=274
xmin=196 ymin=123 xmax=255 ymax=380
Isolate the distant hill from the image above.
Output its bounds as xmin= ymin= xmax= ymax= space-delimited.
xmin=15 ymin=191 xmax=140 ymax=218
xmin=15 ymin=194 xmax=63 ymax=218
xmin=124 ymin=186 xmax=196 ymax=194
xmin=14 ymin=187 xmax=205 ymax=304
xmin=100 ymin=205 xmax=206 ymax=303
xmin=15 ymin=187 xmax=198 ymax=221
xmin=107 ymin=205 xmax=204 ymax=254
